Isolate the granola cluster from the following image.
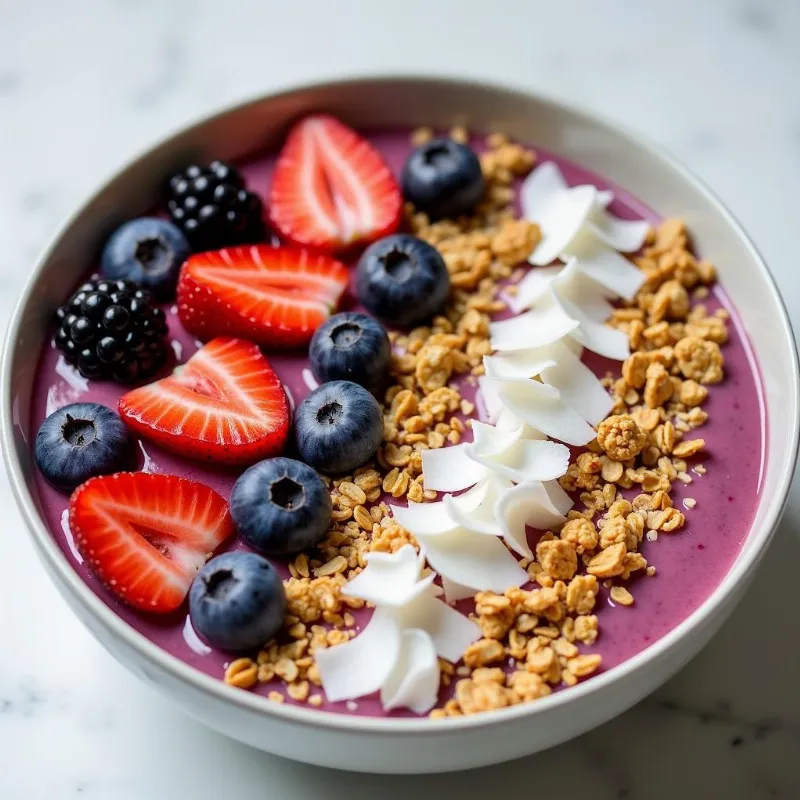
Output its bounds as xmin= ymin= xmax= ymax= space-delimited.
xmin=224 ymin=131 xmax=728 ymax=720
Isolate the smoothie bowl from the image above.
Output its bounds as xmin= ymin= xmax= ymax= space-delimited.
xmin=3 ymin=77 xmax=798 ymax=773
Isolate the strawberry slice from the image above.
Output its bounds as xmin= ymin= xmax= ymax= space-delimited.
xmin=177 ymin=245 xmax=348 ymax=348
xmin=268 ymin=115 xmax=402 ymax=251
xmin=70 ymin=472 xmax=234 ymax=614
xmin=119 ymin=337 xmax=289 ymax=466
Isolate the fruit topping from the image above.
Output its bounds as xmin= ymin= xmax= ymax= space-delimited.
xmin=402 ymin=138 xmax=485 ymax=220
xmin=231 ymin=457 xmax=332 ymax=556
xmin=101 ymin=217 xmax=190 ymax=300
xmin=54 ymin=279 xmax=169 ymax=383
xmin=69 ymin=472 xmax=234 ymax=614
xmin=268 ymin=115 xmax=402 ymax=252
xmin=355 ymin=234 xmax=450 ymax=327
xmin=118 ymin=337 xmax=289 ymax=466
xmin=294 ymin=380 xmax=383 ymax=474
xmin=35 ymin=402 xmax=132 ymax=492
xmin=166 ymin=160 xmax=264 ymax=252
xmin=176 ymin=244 xmax=349 ymax=348
xmin=309 ymin=311 xmax=390 ymax=391
xmin=189 ymin=551 xmax=287 ymax=653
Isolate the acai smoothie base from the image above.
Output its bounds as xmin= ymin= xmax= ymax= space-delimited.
xmin=29 ymin=124 xmax=764 ymax=719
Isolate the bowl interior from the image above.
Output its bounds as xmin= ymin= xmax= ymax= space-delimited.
xmin=3 ymin=77 xmax=798 ymax=733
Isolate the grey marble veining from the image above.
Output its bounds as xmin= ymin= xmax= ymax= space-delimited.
xmin=2 ymin=0 xmax=800 ymax=797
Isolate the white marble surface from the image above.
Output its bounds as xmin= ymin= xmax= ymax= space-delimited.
xmin=2 ymin=0 xmax=800 ymax=796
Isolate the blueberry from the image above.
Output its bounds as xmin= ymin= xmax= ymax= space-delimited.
xmin=34 ymin=402 xmax=132 ymax=492
xmin=401 ymin=138 xmax=485 ymax=220
xmin=309 ymin=312 xmax=390 ymax=391
xmin=294 ymin=381 xmax=383 ymax=474
xmin=101 ymin=217 xmax=190 ymax=300
xmin=231 ymin=457 xmax=332 ymax=556
xmin=355 ymin=234 xmax=450 ymax=328
xmin=189 ymin=551 xmax=287 ymax=653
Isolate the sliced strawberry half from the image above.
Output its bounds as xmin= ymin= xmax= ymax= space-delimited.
xmin=177 ymin=245 xmax=348 ymax=348
xmin=268 ymin=115 xmax=402 ymax=251
xmin=70 ymin=472 xmax=234 ymax=614
xmin=119 ymin=337 xmax=289 ymax=466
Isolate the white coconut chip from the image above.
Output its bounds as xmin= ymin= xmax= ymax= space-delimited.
xmin=539 ymin=341 xmax=614 ymax=426
xmin=524 ymin=180 xmax=597 ymax=267
xmin=489 ymin=300 xmax=579 ymax=353
xmin=442 ymin=476 xmax=512 ymax=536
xmin=420 ymin=443 xmax=489 ymax=493
xmin=380 ymin=629 xmax=440 ymax=714
xmin=470 ymin=438 xmax=570 ymax=484
xmin=563 ymin=227 xmax=646 ymax=300
xmin=398 ymin=584 xmax=482 ymax=660
xmin=315 ymin=607 xmax=402 ymax=703
xmin=587 ymin=204 xmax=650 ymax=253
xmin=418 ymin=528 xmax=528 ymax=597
xmin=343 ymin=547 xmax=434 ymax=607
xmin=494 ymin=481 xmax=572 ymax=558
xmin=555 ymin=289 xmax=631 ymax=361
xmin=489 ymin=377 xmax=596 ymax=446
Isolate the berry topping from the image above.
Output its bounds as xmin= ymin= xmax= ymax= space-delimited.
xmin=402 ymin=138 xmax=485 ymax=220
xmin=101 ymin=217 xmax=190 ymax=300
xmin=69 ymin=472 xmax=234 ymax=614
xmin=35 ymin=402 xmax=132 ymax=492
xmin=309 ymin=311 xmax=390 ymax=391
xmin=294 ymin=380 xmax=383 ymax=474
xmin=268 ymin=115 xmax=402 ymax=252
xmin=355 ymin=234 xmax=450 ymax=328
xmin=54 ymin=279 xmax=169 ymax=383
xmin=189 ymin=551 xmax=287 ymax=653
xmin=231 ymin=457 xmax=332 ymax=556
xmin=166 ymin=161 xmax=264 ymax=252
xmin=119 ymin=337 xmax=290 ymax=467
xmin=176 ymin=245 xmax=349 ymax=348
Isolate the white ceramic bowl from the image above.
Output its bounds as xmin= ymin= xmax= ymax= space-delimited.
xmin=3 ymin=76 xmax=798 ymax=774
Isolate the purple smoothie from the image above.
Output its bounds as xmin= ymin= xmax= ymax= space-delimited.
xmin=28 ymin=129 xmax=765 ymax=717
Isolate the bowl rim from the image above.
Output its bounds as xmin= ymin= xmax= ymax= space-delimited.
xmin=3 ymin=72 xmax=799 ymax=734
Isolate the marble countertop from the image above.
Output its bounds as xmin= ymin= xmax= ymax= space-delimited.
xmin=2 ymin=0 xmax=800 ymax=796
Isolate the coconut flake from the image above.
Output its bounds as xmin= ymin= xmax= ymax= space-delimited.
xmin=440 ymin=577 xmax=477 ymax=603
xmin=596 ymin=189 xmax=614 ymax=208
xmin=495 ymin=481 xmax=572 ymax=558
xmin=475 ymin=378 xmax=505 ymax=424
xmin=489 ymin=377 xmax=596 ymax=446
xmin=489 ymin=301 xmax=579 ymax=353
xmin=470 ymin=437 xmax=570 ymax=484
xmin=380 ymin=630 xmax=440 ymax=714
xmin=470 ymin=420 xmax=523 ymax=457
xmin=442 ymin=476 xmax=511 ymax=536
xmin=316 ymin=546 xmax=479 ymax=711
xmin=419 ymin=528 xmax=528 ymax=597
xmin=420 ymin=443 xmax=488 ymax=493
xmin=588 ymin=205 xmax=650 ymax=252
xmin=519 ymin=161 xmax=568 ymax=218
xmin=484 ymin=349 xmax=557 ymax=381
xmin=494 ymin=405 xmax=546 ymax=439
xmin=399 ymin=585 xmax=481 ymax=660
xmin=523 ymin=171 xmax=597 ymax=267
xmin=539 ymin=341 xmax=614 ymax=426
xmin=343 ymin=546 xmax=434 ymax=606
xmin=555 ymin=289 xmax=630 ymax=360
xmin=563 ymin=227 xmax=646 ymax=300
xmin=315 ymin=607 xmax=402 ymax=703
xmin=389 ymin=500 xmax=456 ymax=536
xmin=508 ymin=264 xmax=563 ymax=313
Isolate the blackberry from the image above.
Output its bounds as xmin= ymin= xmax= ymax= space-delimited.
xmin=166 ymin=160 xmax=264 ymax=252
xmin=54 ymin=279 xmax=170 ymax=383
